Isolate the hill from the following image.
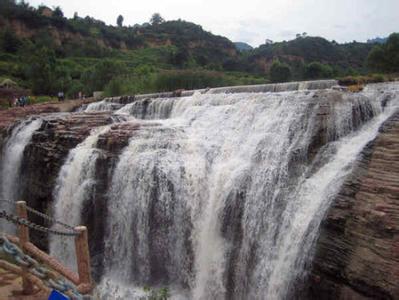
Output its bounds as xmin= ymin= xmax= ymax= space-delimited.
xmin=240 ymin=36 xmax=374 ymax=79
xmin=0 ymin=0 xmax=396 ymax=102
xmin=234 ymin=42 xmax=253 ymax=52
xmin=367 ymin=37 xmax=388 ymax=44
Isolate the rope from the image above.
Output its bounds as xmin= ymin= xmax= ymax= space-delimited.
xmin=0 ymin=210 xmax=79 ymax=237
xmin=27 ymin=205 xmax=77 ymax=231
xmin=0 ymin=235 xmax=90 ymax=299
xmin=0 ymin=199 xmax=76 ymax=237
xmin=0 ymin=199 xmax=76 ymax=231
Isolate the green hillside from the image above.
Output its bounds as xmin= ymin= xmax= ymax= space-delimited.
xmin=0 ymin=0 xmax=397 ymax=101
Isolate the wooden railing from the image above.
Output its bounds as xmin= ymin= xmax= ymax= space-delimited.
xmin=8 ymin=200 xmax=93 ymax=295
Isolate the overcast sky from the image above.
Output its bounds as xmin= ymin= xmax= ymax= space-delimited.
xmin=28 ymin=0 xmax=398 ymax=47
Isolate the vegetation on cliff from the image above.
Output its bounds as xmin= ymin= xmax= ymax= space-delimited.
xmin=0 ymin=0 xmax=397 ymax=101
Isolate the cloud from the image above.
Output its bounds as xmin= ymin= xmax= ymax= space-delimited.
xmin=279 ymin=30 xmax=297 ymax=39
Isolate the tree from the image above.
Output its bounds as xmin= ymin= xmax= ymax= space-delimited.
xmin=304 ymin=62 xmax=333 ymax=79
xmin=172 ymin=47 xmax=190 ymax=67
xmin=53 ymin=6 xmax=63 ymax=18
xmin=367 ymin=45 xmax=386 ymax=72
xmin=117 ymin=15 xmax=124 ymax=27
xmin=82 ymin=59 xmax=127 ymax=92
xmin=270 ymin=60 xmax=291 ymax=83
xmin=104 ymin=77 xmax=123 ymax=96
xmin=1 ymin=28 xmax=21 ymax=53
xmin=150 ymin=13 xmax=164 ymax=25
xmin=367 ymin=33 xmax=399 ymax=72
xmin=385 ymin=33 xmax=399 ymax=72
xmin=25 ymin=47 xmax=57 ymax=94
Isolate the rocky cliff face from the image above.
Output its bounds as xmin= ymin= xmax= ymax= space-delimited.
xmin=0 ymin=98 xmax=98 ymax=132
xmin=307 ymin=111 xmax=399 ymax=299
xmin=1 ymin=86 xmax=398 ymax=298
xmin=17 ymin=113 xmax=138 ymax=279
xmin=17 ymin=113 xmax=114 ymax=252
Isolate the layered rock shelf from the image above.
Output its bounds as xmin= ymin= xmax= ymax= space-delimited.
xmin=308 ymin=112 xmax=399 ymax=299
xmin=0 ymin=83 xmax=398 ymax=299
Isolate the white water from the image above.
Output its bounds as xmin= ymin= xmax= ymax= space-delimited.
xmin=38 ymin=82 xmax=399 ymax=299
xmin=82 ymin=99 xmax=123 ymax=112
xmin=50 ymin=125 xmax=111 ymax=270
xmin=0 ymin=118 xmax=42 ymax=233
xmin=92 ymin=83 xmax=399 ymax=299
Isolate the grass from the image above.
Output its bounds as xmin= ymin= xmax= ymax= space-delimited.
xmin=29 ymin=95 xmax=57 ymax=104
xmin=338 ymin=73 xmax=395 ymax=86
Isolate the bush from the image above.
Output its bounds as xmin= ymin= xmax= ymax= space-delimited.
xmin=269 ymin=60 xmax=291 ymax=83
xmin=103 ymin=69 xmax=267 ymax=97
xmin=66 ymin=80 xmax=84 ymax=98
xmin=24 ymin=47 xmax=58 ymax=95
xmin=154 ymin=70 xmax=227 ymax=91
xmin=82 ymin=59 xmax=128 ymax=93
xmin=104 ymin=77 xmax=124 ymax=96
xmin=0 ymin=28 xmax=22 ymax=53
xmin=367 ymin=33 xmax=399 ymax=73
xmin=304 ymin=62 xmax=333 ymax=79
xmin=338 ymin=74 xmax=388 ymax=86
xmin=103 ymin=72 xmax=157 ymax=96
xmin=367 ymin=45 xmax=386 ymax=72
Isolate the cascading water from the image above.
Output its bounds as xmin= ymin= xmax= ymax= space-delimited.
xmin=89 ymin=83 xmax=399 ymax=299
xmin=42 ymin=82 xmax=398 ymax=299
xmin=50 ymin=125 xmax=112 ymax=270
xmin=0 ymin=118 xmax=42 ymax=233
xmin=82 ymin=99 xmax=124 ymax=112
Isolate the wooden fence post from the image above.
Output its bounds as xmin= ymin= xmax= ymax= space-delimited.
xmin=16 ymin=200 xmax=34 ymax=295
xmin=74 ymin=226 xmax=92 ymax=287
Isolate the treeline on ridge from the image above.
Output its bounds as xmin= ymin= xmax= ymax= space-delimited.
xmin=0 ymin=0 xmax=398 ymax=102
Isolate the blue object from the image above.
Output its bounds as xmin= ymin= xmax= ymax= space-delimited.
xmin=48 ymin=290 xmax=70 ymax=300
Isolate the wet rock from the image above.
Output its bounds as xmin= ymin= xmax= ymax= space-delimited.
xmin=19 ymin=112 xmax=114 ymax=251
xmin=307 ymin=112 xmax=399 ymax=299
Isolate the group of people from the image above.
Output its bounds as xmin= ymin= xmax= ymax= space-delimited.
xmin=7 ymin=91 xmax=85 ymax=108
xmin=13 ymin=95 xmax=29 ymax=107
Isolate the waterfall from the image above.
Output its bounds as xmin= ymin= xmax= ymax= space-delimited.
xmin=82 ymin=100 xmax=124 ymax=112
xmin=43 ymin=81 xmax=398 ymax=299
xmin=93 ymin=83 xmax=399 ymax=299
xmin=0 ymin=118 xmax=42 ymax=233
xmin=50 ymin=125 xmax=111 ymax=270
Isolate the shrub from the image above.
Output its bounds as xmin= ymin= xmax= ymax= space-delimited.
xmin=104 ymin=77 xmax=124 ymax=96
xmin=338 ymin=74 xmax=388 ymax=86
xmin=66 ymin=80 xmax=85 ymax=98
xmin=304 ymin=62 xmax=333 ymax=79
xmin=269 ymin=60 xmax=291 ymax=83
xmin=82 ymin=59 xmax=128 ymax=93
xmin=154 ymin=70 xmax=227 ymax=91
xmin=0 ymin=28 xmax=22 ymax=53
xmin=367 ymin=45 xmax=386 ymax=72
xmin=367 ymin=33 xmax=399 ymax=73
